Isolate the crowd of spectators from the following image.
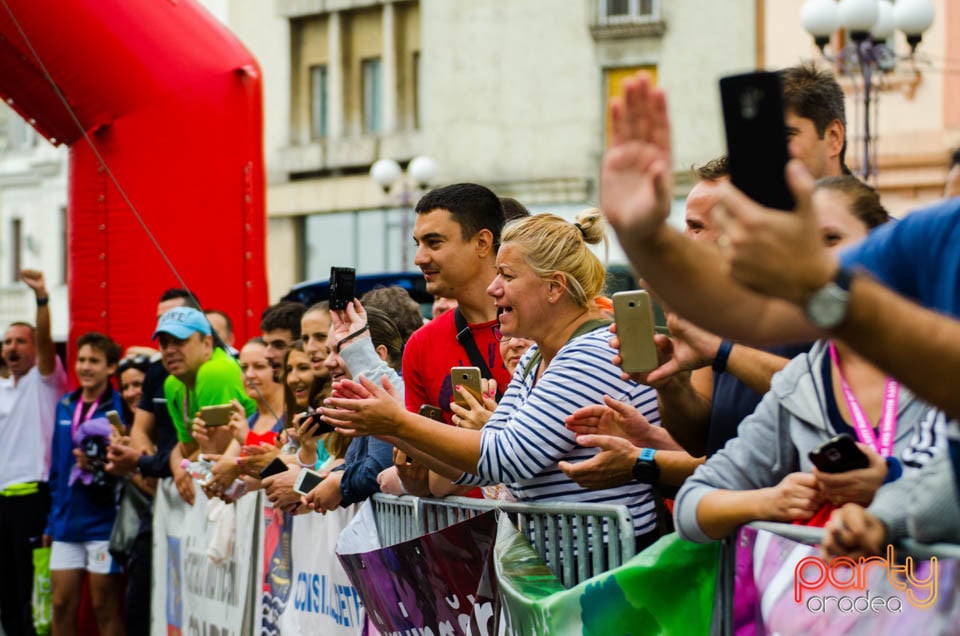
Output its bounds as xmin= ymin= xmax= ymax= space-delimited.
xmin=3 ymin=59 xmax=960 ymax=635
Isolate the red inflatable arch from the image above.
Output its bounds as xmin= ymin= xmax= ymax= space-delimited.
xmin=0 ymin=0 xmax=268 ymax=353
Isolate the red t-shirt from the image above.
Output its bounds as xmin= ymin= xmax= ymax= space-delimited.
xmin=402 ymin=309 xmax=513 ymax=425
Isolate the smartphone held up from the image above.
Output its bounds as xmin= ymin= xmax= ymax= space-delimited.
xmin=720 ymin=71 xmax=795 ymax=211
xmin=329 ymin=266 xmax=356 ymax=310
xmin=612 ymin=290 xmax=658 ymax=374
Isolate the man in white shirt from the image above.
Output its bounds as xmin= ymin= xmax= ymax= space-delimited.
xmin=0 ymin=270 xmax=67 ymax=636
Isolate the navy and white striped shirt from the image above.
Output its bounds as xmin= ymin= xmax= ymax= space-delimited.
xmin=456 ymin=326 xmax=660 ymax=537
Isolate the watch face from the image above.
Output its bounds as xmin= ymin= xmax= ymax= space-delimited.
xmin=807 ymin=283 xmax=849 ymax=329
xmin=632 ymin=459 xmax=659 ymax=484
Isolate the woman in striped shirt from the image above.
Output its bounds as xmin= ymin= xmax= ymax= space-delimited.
xmin=322 ymin=210 xmax=665 ymax=549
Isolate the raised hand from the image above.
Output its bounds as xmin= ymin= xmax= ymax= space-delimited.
xmin=601 ymin=72 xmax=674 ymax=244
xmin=20 ymin=269 xmax=47 ymax=296
xmin=715 ymin=160 xmax=837 ymax=305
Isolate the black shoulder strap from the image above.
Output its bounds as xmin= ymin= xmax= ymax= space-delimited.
xmin=521 ymin=318 xmax=613 ymax=381
xmin=454 ymin=307 xmax=504 ymax=401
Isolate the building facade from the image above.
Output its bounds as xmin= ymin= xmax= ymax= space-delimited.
xmin=226 ymin=0 xmax=757 ymax=299
xmin=3 ymin=0 xmax=953 ymax=326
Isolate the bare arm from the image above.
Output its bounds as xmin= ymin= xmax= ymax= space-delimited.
xmin=724 ymin=346 xmax=790 ymax=395
xmin=656 ymin=450 xmax=705 ymax=487
xmin=558 ymin=436 xmax=702 ymax=490
xmin=695 ymin=472 xmax=822 ymax=540
xmin=130 ymin=408 xmax=157 ymax=454
xmin=382 ymin=434 xmax=477 ymax=480
xmin=427 ymin=473 xmax=474 ymax=497
xmin=832 ymin=274 xmax=960 ymax=420
xmin=21 ymin=270 xmax=56 ymax=376
xmin=655 ymin=373 xmax=713 ymax=457
xmin=599 ymin=74 xmax=816 ymax=346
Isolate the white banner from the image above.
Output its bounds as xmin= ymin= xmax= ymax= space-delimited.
xmin=260 ymin=503 xmax=366 ymax=635
xmin=152 ymin=480 xmax=258 ymax=636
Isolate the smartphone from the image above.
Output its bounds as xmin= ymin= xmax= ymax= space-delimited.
xmin=612 ymin=290 xmax=659 ymax=374
xmin=258 ymin=457 xmax=289 ymax=480
xmin=293 ymin=468 xmax=325 ymax=496
xmin=450 ymin=367 xmax=483 ymax=409
xmin=329 ymin=266 xmax=357 ymax=310
xmin=719 ymin=71 xmax=795 ymax=211
xmin=808 ymin=434 xmax=870 ymax=474
xmin=419 ymin=404 xmax=444 ymax=422
xmin=199 ymin=403 xmax=235 ymax=427
xmin=105 ymin=410 xmax=125 ymax=435
xmin=300 ymin=410 xmax=336 ymax=437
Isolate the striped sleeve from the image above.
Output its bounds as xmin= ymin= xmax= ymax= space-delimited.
xmin=475 ymin=329 xmax=654 ymax=484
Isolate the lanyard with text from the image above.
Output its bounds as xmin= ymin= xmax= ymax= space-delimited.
xmin=71 ymin=394 xmax=102 ymax=438
xmin=828 ymin=341 xmax=899 ymax=457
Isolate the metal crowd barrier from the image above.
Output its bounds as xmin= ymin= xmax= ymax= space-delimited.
xmin=714 ymin=521 xmax=960 ymax=636
xmin=370 ymin=493 xmax=636 ymax=588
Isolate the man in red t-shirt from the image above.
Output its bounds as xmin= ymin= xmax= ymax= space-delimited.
xmin=399 ymin=183 xmax=514 ymax=496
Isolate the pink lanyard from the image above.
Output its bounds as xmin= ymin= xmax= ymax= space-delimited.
xmin=71 ymin=395 xmax=102 ymax=438
xmin=828 ymin=341 xmax=898 ymax=457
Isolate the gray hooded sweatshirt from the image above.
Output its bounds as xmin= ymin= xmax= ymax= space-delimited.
xmin=674 ymin=340 xmax=946 ymax=544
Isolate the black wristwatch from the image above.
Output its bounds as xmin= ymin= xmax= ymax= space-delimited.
xmin=805 ymin=266 xmax=853 ymax=330
xmin=632 ymin=448 xmax=660 ymax=484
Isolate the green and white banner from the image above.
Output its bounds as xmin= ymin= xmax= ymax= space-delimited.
xmin=494 ymin=517 xmax=719 ymax=636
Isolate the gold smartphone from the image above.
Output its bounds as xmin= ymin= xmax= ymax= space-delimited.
xmin=105 ymin=410 xmax=125 ymax=435
xmin=612 ymin=290 xmax=659 ymax=374
xmin=419 ymin=404 xmax=444 ymax=422
xmin=450 ymin=367 xmax=483 ymax=409
xmin=199 ymin=403 xmax=236 ymax=427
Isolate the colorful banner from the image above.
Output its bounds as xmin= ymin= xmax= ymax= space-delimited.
xmin=734 ymin=527 xmax=960 ymax=635
xmin=338 ymin=510 xmax=499 ymax=635
xmin=494 ymin=519 xmax=718 ymax=636
xmin=258 ymin=504 xmax=294 ymax=636
xmin=152 ymin=480 xmax=258 ymax=636
xmin=271 ymin=504 xmax=366 ymax=635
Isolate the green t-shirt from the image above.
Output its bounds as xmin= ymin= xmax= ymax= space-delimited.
xmin=165 ymin=347 xmax=258 ymax=443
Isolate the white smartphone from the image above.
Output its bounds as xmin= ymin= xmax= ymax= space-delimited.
xmin=612 ymin=290 xmax=659 ymax=374
xmin=293 ymin=468 xmax=324 ymax=496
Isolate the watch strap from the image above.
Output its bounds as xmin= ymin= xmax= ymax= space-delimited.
xmin=833 ymin=266 xmax=853 ymax=292
xmin=712 ymin=340 xmax=734 ymax=373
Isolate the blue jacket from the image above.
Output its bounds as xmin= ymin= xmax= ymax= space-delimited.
xmin=46 ymin=386 xmax=124 ymax=542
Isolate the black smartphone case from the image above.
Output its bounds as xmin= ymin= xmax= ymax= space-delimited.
xmin=720 ymin=71 xmax=795 ymax=211
xmin=808 ymin=434 xmax=870 ymax=474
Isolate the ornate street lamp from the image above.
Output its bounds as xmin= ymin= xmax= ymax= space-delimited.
xmin=800 ymin=0 xmax=934 ymax=181
xmin=370 ymin=155 xmax=438 ymax=268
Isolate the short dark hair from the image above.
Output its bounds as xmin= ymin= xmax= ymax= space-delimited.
xmin=692 ymin=156 xmax=729 ymax=182
xmin=77 ymin=331 xmax=122 ymax=365
xmin=159 ymin=288 xmax=202 ymax=310
xmin=205 ymin=309 xmax=234 ymax=337
xmin=260 ymin=301 xmax=307 ymax=339
xmin=414 ymin=183 xmax=505 ymax=245
xmin=815 ymin=175 xmax=890 ymax=230
xmin=950 ymin=147 xmax=960 ymax=168
xmin=365 ymin=307 xmax=403 ymax=371
xmin=360 ymin=286 xmax=423 ymax=343
xmin=780 ymin=63 xmax=848 ymax=169
xmin=499 ymin=197 xmax=531 ymax=221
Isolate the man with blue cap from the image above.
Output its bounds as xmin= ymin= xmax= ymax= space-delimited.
xmin=153 ymin=306 xmax=255 ymax=494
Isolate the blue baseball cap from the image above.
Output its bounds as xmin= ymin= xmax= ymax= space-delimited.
xmin=152 ymin=306 xmax=212 ymax=340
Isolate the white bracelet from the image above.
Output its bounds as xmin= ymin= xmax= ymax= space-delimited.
xmin=296 ymin=449 xmax=316 ymax=469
